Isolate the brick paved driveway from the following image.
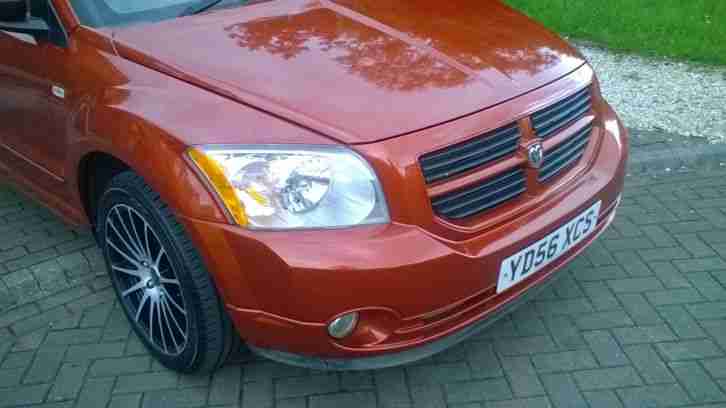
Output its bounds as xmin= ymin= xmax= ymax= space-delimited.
xmin=3 ymin=164 xmax=726 ymax=408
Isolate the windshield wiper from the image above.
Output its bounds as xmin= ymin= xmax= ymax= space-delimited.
xmin=180 ymin=0 xmax=224 ymax=17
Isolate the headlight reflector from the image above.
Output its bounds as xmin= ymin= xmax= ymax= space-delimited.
xmin=189 ymin=146 xmax=389 ymax=230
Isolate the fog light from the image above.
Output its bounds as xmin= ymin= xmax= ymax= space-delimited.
xmin=327 ymin=312 xmax=359 ymax=339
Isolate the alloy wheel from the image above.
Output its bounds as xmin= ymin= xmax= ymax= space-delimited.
xmin=105 ymin=204 xmax=189 ymax=356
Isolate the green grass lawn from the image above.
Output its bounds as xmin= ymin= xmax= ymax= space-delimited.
xmin=505 ymin=0 xmax=726 ymax=65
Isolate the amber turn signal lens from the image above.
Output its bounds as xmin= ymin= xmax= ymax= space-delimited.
xmin=187 ymin=148 xmax=248 ymax=226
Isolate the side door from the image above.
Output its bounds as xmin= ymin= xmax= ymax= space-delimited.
xmin=0 ymin=0 xmax=70 ymax=197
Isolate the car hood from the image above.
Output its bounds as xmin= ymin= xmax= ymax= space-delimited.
xmin=111 ymin=0 xmax=586 ymax=144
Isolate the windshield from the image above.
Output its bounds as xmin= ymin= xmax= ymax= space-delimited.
xmin=69 ymin=0 xmax=250 ymax=28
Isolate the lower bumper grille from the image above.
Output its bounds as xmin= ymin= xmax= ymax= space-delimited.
xmin=432 ymin=168 xmax=526 ymax=219
xmin=539 ymin=123 xmax=593 ymax=182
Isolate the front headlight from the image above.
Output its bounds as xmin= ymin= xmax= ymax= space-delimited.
xmin=188 ymin=145 xmax=390 ymax=230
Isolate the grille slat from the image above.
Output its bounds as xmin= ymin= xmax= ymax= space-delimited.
xmin=539 ymin=124 xmax=593 ymax=182
xmin=432 ymin=168 xmax=526 ymax=219
xmin=420 ymin=123 xmax=520 ymax=184
xmin=533 ymin=87 xmax=592 ymax=139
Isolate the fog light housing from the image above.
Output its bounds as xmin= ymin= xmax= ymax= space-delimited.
xmin=327 ymin=312 xmax=359 ymax=339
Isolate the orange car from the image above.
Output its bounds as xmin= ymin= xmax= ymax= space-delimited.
xmin=0 ymin=0 xmax=627 ymax=372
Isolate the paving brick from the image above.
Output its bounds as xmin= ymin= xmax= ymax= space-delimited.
xmin=688 ymin=302 xmax=726 ymax=320
xmin=108 ymin=394 xmax=142 ymax=408
xmin=0 ymin=303 xmax=39 ymax=328
xmin=243 ymin=360 xmax=307 ymax=383
xmin=43 ymin=327 xmax=102 ymax=346
xmin=64 ymin=341 xmax=125 ymax=362
xmin=583 ymin=390 xmax=624 ymax=408
xmin=75 ymin=377 xmax=114 ymax=408
xmin=47 ymin=362 xmax=89 ymax=401
xmin=583 ymin=242 xmax=616 ymax=266
xmin=701 ymin=320 xmax=726 ymax=351
xmin=466 ymin=341 xmax=503 ymax=379
xmin=675 ymin=257 xmax=726 ymax=273
xmin=507 ymin=373 xmax=545 ymax=398
xmin=638 ymin=246 xmax=692 ymax=262
xmin=675 ymin=234 xmax=717 ymax=257
xmin=242 ymin=381 xmax=273 ymax=408
xmin=495 ymin=336 xmax=557 ymax=356
xmin=5 ymin=248 xmax=58 ymax=271
xmin=0 ymin=367 xmax=23 ymax=387
xmin=540 ymin=373 xmax=587 ymax=408
xmin=37 ymin=285 xmax=92 ymax=311
xmin=664 ymin=221 xmax=717 ymax=234
xmin=579 ymin=281 xmax=621 ymax=311
xmin=613 ymin=250 xmax=654 ymax=277
xmin=309 ymin=392 xmax=377 ymax=408
xmin=573 ymin=366 xmax=643 ymax=391
xmin=277 ymin=398 xmax=307 ymax=408
xmin=705 ymin=358 xmax=726 ymax=379
xmin=575 ymin=310 xmax=635 ymax=330
xmin=512 ymin=313 xmax=548 ymax=337
xmin=617 ymin=293 xmax=664 ymax=325
xmin=374 ymin=368 xmax=411 ymax=407
xmin=409 ymin=385 xmax=446 ymax=408
xmin=10 ymin=306 xmax=76 ymax=336
xmin=656 ymin=339 xmax=723 ymax=361
xmin=79 ymin=301 xmax=114 ymax=328
xmin=141 ymin=387 xmax=208 ymax=408
xmin=66 ymin=288 xmax=115 ymax=314
xmin=444 ymin=378 xmax=512 ymax=404
xmin=532 ymin=350 xmax=598 ymax=373
xmin=700 ymin=230 xmax=726 ymax=245
xmin=534 ymin=298 xmax=593 ymax=317
xmin=551 ymin=275 xmax=585 ymax=299
xmin=23 ymin=345 xmax=65 ymax=384
xmin=603 ymin=236 xmax=654 ymax=252
xmin=177 ymin=373 xmax=210 ymax=389
xmin=542 ymin=315 xmax=586 ymax=349
xmin=616 ymin=384 xmax=691 ymax=408
xmin=572 ymin=265 xmax=628 ymax=282
xmin=607 ymin=277 xmax=664 ymax=293
xmin=0 ymin=383 xmax=50 ymax=407
xmin=276 ymin=374 xmax=339 ymax=399
xmin=669 ymin=361 xmax=726 ymax=403
xmin=487 ymin=397 xmax=552 ymax=408
xmin=658 ymin=305 xmax=708 ymax=339
xmin=646 ymin=288 xmax=706 ymax=306
xmin=500 ymin=356 xmax=536 ymax=376
xmin=687 ymin=272 xmax=726 ymax=301
xmin=114 ymin=371 xmax=178 ymax=394
xmin=1 ymin=350 xmax=34 ymax=370
xmin=623 ymin=344 xmax=675 ymax=384
xmin=207 ymin=364 xmax=241 ymax=405
xmin=612 ymin=324 xmax=678 ymax=344
xmin=406 ymin=362 xmax=471 ymax=385
xmin=340 ymin=372 xmax=374 ymax=392
xmin=583 ymin=331 xmax=629 ymax=367
xmin=649 ymin=261 xmax=691 ymax=289
xmin=89 ymin=356 xmax=151 ymax=377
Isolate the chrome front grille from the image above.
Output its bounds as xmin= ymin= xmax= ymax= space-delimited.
xmin=420 ymin=123 xmax=520 ymax=184
xmin=431 ymin=168 xmax=526 ymax=220
xmin=539 ymin=123 xmax=594 ymax=182
xmin=532 ymin=87 xmax=592 ymax=139
xmin=421 ymin=85 xmax=595 ymax=221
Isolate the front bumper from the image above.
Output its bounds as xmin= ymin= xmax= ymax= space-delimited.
xmin=247 ymin=205 xmax=615 ymax=370
xmin=179 ymin=76 xmax=628 ymax=369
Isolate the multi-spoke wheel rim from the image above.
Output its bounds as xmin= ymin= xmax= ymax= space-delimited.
xmin=105 ymin=204 xmax=189 ymax=356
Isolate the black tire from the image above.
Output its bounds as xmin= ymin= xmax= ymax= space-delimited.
xmin=96 ymin=171 xmax=234 ymax=373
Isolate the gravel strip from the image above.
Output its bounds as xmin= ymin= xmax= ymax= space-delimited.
xmin=575 ymin=43 xmax=726 ymax=143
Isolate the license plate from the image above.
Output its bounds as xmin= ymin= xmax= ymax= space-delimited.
xmin=497 ymin=201 xmax=601 ymax=293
